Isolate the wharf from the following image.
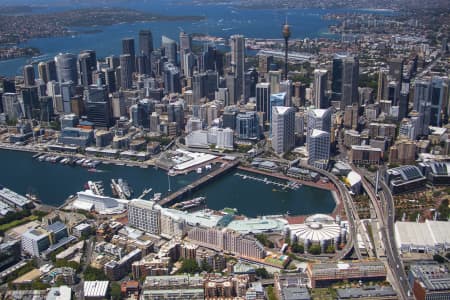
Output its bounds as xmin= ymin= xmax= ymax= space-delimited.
xmin=237 ymin=166 xmax=336 ymax=191
xmin=157 ymin=160 xmax=240 ymax=206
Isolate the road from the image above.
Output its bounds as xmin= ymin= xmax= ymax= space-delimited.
xmin=353 ymin=166 xmax=413 ymax=300
xmin=302 ymin=164 xmax=362 ymax=260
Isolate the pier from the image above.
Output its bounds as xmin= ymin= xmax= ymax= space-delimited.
xmin=138 ymin=188 xmax=152 ymax=199
xmin=234 ymin=172 xmax=301 ymax=190
xmin=157 ymin=160 xmax=240 ymax=206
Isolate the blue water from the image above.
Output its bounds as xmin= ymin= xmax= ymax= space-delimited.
xmin=0 ymin=0 xmax=343 ymax=77
xmin=0 ymin=149 xmax=335 ymax=217
xmin=0 ymin=1 xmax=394 ymax=77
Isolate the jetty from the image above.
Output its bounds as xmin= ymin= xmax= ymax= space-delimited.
xmin=157 ymin=160 xmax=239 ymax=206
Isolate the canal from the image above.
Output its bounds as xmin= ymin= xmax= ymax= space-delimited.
xmin=0 ymin=149 xmax=335 ymax=217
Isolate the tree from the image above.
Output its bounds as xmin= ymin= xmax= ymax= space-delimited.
xmin=308 ymin=244 xmax=321 ymax=255
xmin=178 ymin=259 xmax=201 ymax=274
xmin=433 ymin=254 xmax=446 ymax=263
xmin=31 ymin=280 xmax=50 ymax=290
xmin=291 ymin=243 xmax=304 ymax=254
xmin=325 ymin=245 xmax=335 ymax=254
xmin=55 ymin=259 xmax=80 ymax=272
xmin=255 ymin=234 xmax=274 ymax=248
xmin=255 ymin=267 xmax=270 ymax=279
xmin=84 ymin=266 xmax=108 ymax=281
xmin=266 ymin=286 xmax=277 ymax=300
xmin=110 ymin=282 xmax=122 ymax=300
xmin=200 ymin=260 xmax=213 ymax=273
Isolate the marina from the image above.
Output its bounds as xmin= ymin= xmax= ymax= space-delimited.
xmin=0 ymin=149 xmax=336 ymax=217
xmin=234 ymin=172 xmax=302 ymax=190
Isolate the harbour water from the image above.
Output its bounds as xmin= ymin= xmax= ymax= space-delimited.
xmin=0 ymin=149 xmax=335 ymax=217
xmin=0 ymin=0 xmax=377 ymax=76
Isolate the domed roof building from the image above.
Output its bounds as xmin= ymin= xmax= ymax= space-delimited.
xmin=287 ymin=214 xmax=345 ymax=252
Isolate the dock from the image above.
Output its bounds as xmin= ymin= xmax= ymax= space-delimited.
xmin=138 ymin=188 xmax=153 ymax=199
xmin=157 ymin=160 xmax=240 ymax=206
xmin=234 ymin=172 xmax=301 ymax=190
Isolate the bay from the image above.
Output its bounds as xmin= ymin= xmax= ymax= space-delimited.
xmin=0 ymin=149 xmax=335 ymax=217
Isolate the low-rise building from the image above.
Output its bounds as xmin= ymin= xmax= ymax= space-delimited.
xmin=395 ymin=220 xmax=450 ymax=253
xmin=307 ymin=260 xmax=386 ymax=288
xmin=409 ymin=262 xmax=450 ymax=300
xmin=84 ymin=281 xmax=109 ymax=300
xmin=141 ymin=274 xmax=204 ymax=300
xmin=349 ymin=145 xmax=382 ymax=165
xmin=419 ymin=161 xmax=450 ymax=186
xmin=336 ymin=285 xmax=397 ymax=299
xmin=385 ymin=165 xmax=427 ymax=194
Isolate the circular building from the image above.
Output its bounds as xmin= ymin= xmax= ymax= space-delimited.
xmin=288 ymin=214 xmax=344 ymax=252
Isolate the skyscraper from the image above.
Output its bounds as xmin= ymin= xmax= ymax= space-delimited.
xmin=308 ymin=129 xmax=330 ymax=169
xmin=245 ymin=68 xmax=259 ymax=100
xmin=279 ymin=79 xmax=292 ymax=107
xmin=313 ymin=69 xmax=328 ymax=109
xmin=236 ymin=111 xmax=260 ymax=140
xmin=179 ymin=31 xmax=192 ymax=75
xmin=85 ymin=84 xmax=113 ymax=128
xmin=430 ymin=76 xmax=447 ymax=127
xmin=331 ymin=54 xmax=359 ymax=108
xmin=122 ymin=37 xmax=136 ymax=72
xmin=78 ymin=50 xmax=97 ymax=87
xmin=230 ymin=35 xmax=245 ymax=99
xmin=55 ymin=53 xmax=78 ymax=83
xmin=21 ymin=86 xmax=39 ymax=119
xmin=161 ymin=36 xmax=177 ymax=65
xmin=104 ymin=68 xmax=117 ymax=93
xmin=119 ymin=54 xmax=133 ymax=90
xmin=139 ymin=30 xmax=153 ymax=75
xmin=256 ymin=82 xmax=271 ymax=123
xmin=163 ymin=63 xmax=181 ymax=94
xmin=193 ymin=73 xmax=207 ymax=105
xmin=45 ymin=60 xmax=58 ymax=82
xmin=306 ymin=108 xmax=332 ymax=143
xmin=271 ymin=106 xmax=295 ymax=154
xmin=139 ymin=30 xmax=153 ymax=57
xmin=341 ymin=56 xmax=359 ymax=108
xmin=37 ymin=62 xmax=48 ymax=83
xmin=269 ymin=92 xmax=286 ymax=123
xmin=23 ymin=65 xmax=35 ymax=87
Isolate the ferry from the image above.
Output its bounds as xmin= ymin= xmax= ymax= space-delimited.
xmin=118 ymin=178 xmax=132 ymax=199
xmin=86 ymin=181 xmax=104 ymax=196
xmin=171 ymin=197 xmax=206 ymax=211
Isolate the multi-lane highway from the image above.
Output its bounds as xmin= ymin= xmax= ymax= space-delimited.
xmin=354 ymin=166 xmax=413 ymax=300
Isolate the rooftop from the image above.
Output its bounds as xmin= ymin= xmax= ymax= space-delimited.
xmin=410 ymin=263 xmax=450 ymax=291
xmin=84 ymin=281 xmax=109 ymax=297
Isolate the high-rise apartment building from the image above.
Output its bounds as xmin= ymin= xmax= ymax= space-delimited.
xmin=128 ymin=200 xmax=162 ymax=235
xmin=313 ymin=69 xmax=328 ymax=109
xmin=271 ymin=106 xmax=295 ymax=154
xmin=256 ymin=82 xmax=271 ymax=123
xmin=55 ymin=53 xmax=78 ymax=83
xmin=308 ymin=129 xmax=330 ymax=169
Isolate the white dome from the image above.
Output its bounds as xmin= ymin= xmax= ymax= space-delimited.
xmin=289 ymin=214 xmax=341 ymax=243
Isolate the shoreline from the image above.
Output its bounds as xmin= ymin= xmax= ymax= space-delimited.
xmin=236 ymin=166 xmax=342 ymax=220
xmin=0 ymin=145 xmax=341 ymax=220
